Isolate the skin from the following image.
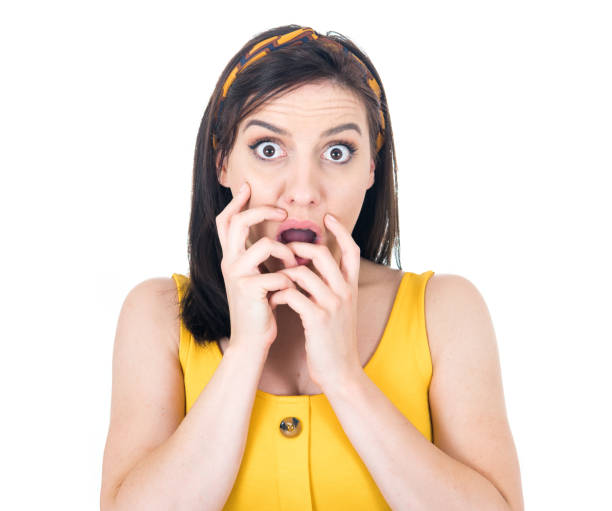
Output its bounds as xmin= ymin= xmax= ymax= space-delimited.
xmin=212 ymin=84 xmax=524 ymax=509
xmin=216 ymin=79 xmax=376 ymax=356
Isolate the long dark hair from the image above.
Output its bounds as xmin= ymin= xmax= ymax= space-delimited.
xmin=180 ymin=24 xmax=401 ymax=347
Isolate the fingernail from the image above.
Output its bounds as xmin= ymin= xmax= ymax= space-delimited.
xmin=240 ymin=182 xmax=248 ymax=193
xmin=326 ymin=213 xmax=338 ymax=223
xmin=276 ymin=208 xmax=286 ymax=216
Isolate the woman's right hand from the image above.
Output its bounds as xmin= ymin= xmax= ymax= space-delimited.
xmin=216 ymin=181 xmax=298 ymax=354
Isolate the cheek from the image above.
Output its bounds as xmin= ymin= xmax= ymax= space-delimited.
xmin=329 ymin=196 xmax=366 ymax=239
xmin=332 ymin=190 xmax=363 ymax=217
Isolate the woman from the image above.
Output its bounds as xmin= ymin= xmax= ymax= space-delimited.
xmin=100 ymin=25 xmax=524 ymax=510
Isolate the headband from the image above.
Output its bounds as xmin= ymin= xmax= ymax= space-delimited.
xmin=212 ymin=27 xmax=385 ymax=153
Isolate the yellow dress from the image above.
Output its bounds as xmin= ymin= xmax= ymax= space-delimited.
xmin=172 ymin=270 xmax=435 ymax=510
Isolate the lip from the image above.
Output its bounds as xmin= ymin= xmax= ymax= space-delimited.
xmin=276 ymin=218 xmax=323 ymax=245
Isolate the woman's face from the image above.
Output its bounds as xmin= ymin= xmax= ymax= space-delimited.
xmin=218 ymin=80 xmax=375 ymax=273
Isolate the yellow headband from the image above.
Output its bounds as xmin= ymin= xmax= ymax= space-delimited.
xmin=212 ymin=27 xmax=385 ymax=153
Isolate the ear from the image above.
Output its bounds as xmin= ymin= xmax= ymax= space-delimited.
xmin=216 ymin=151 xmax=229 ymax=187
xmin=366 ymin=157 xmax=375 ymax=190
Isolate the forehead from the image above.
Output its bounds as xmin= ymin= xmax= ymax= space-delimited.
xmin=242 ymin=81 xmax=367 ymax=127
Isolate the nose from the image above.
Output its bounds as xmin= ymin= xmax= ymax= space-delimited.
xmin=280 ymin=158 xmax=321 ymax=207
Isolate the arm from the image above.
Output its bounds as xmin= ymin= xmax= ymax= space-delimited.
xmin=321 ymin=274 xmax=524 ymax=511
xmin=100 ymin=278 xmax=267 ymax=511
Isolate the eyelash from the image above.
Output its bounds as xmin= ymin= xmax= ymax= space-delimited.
xmin=248 ymin=137 xmax=358 ymax=164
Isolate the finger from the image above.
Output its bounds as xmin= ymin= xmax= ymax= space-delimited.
xmin=216 ymin=181 xmax=251 ymax=247
xmin=238 ymin=237 xmax=298 ymax=273
xmin=323 ymin=213 xmax=360 ymax=288
xmin=239 ymin=272 xmax=297 ymax=300
xmin=278 ymin=265 xmax=337 ymax=309
xmin=226 ymin=206 xmax=287 ymax=261
xmin=284 ymin=241 xmax=348 ymax=294
xmin=269 ymin=287 xmax=321 ymax=317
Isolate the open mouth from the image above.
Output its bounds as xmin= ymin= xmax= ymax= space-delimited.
xmin=275 ymin=219 xmax=323 ymax=266
xmin=279 ymin=228 xmax=317 ymax=244
xmin=278 ymin=229 xmax=316 ymax=265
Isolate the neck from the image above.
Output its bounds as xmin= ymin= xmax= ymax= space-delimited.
xmin=273 ymin=304 xmax=306 ymax=341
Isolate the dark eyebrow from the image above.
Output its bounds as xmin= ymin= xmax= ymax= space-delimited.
xmin=242 ymin=119 xmax=362 ymax=137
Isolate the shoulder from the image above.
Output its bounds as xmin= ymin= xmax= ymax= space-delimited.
xmin=423 ymin=273 xmax=492 ymax=365
xmin=423 ymin=273 xmax=524 ymax=509
xmin=423 ymin=272 xmax=485 ymax=309
xmin=102 ymin=277 xmax=185 ymax=506
xmin=123 ymin=276 xmax=178 ymax=310
xmin=120 ymin=277 xmax=180 ymax=357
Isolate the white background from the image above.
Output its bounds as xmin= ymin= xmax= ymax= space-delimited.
xmin=1 ymin=0 xmax=610 ymax=509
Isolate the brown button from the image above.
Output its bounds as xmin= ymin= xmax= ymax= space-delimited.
xmin=279 ymin=416 xmax=302 ymax=437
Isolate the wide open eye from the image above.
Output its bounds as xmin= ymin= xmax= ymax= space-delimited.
xmin=322 ymin=142 xmax=357 ymax=164
xmin=250 ymin=139 xmax=285 ymax=161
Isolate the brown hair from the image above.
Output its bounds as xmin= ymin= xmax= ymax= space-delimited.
xmin=180 ymin=24 xmax=401 ymax=347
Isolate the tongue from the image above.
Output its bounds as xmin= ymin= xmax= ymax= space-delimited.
xmin=281 ymin=228 xmax=316 ymax=243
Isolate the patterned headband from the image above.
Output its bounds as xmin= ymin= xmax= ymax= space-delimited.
xmin=212 ymin=27 xmax=385 ymax=154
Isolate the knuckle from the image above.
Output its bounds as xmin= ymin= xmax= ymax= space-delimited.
xmin=220 ymin=258 xmax=231 ymax=274
xmin=254 ymin=236 xmax=272 ymax=249
xmin=316 ymin=308 xmax=329 ymax=322
xmin=235 ymin=275 xmax=249 ymax=293
xmin=234 ymin=221 xmax=248 ymax=238
xmin=227 ymin=209 xmax=244 ymax=227
xmin=226 ymin=212 xmax=236 ymax=229
xmin=291 ymin=265 xmax=306 ymax=277
xmin=215 ymin=213 xmax=224 ymax=229
xmin=339 ymin=287 xmax=353 ymax=303
xmin=330 ymin=296 xmax=342 ymax=311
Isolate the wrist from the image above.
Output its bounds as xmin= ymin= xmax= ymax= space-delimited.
xmin=319 ymin=366 xmax=366 ymax=400
xmin=225 ymin=339 xmax=269 ymax=367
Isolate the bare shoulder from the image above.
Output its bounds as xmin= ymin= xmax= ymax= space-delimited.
xmin=123 ymin=276 xmax=181 ymax=356
xmin=100 ymin=276 xmax=185 ymax=507
xmin=423 ymin=273 xmax=524 ymax=510
xmin=423 ymin=273 xmax=488 ymax=364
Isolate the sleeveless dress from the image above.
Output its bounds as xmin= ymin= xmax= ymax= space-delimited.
xmin=172 ymin=270 xmax=435 ymax=510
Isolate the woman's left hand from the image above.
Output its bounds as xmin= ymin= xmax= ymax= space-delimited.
xmin=268 ymin=213 xmax=362 ymax=391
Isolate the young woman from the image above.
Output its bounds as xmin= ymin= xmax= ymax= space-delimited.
xmin=101 ymin=26 xmax=524 ymax=511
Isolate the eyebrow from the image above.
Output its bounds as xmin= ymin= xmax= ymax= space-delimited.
xmin=242 ymin=119 xmax=362 ymax=138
